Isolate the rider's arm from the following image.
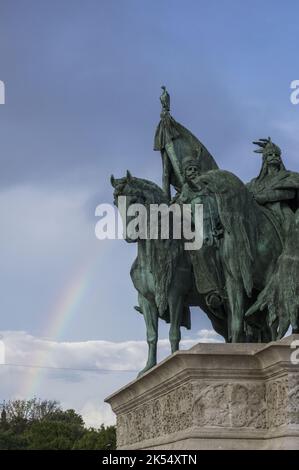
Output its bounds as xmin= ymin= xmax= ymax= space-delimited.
xmin=254 ymin=189 xmax=295 ymax=204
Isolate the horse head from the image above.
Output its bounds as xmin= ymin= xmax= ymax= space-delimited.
xmin=111 ymin=170 xmax=167 ymax=204
xmin=110 ymin=171 xmax=168 ymax=242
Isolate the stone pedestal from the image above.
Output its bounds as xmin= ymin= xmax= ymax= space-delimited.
xmin=105 ymin=335 xmax=299 ymax=450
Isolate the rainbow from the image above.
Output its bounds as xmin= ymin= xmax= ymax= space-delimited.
xmin=45 ymin=257 xmax=95 ymax=341
xmin=20 ymin=255 xmax=96 ymax=399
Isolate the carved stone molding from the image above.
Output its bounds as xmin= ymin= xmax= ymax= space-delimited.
xmin=105 ymin=335 xmax=299 ymax=449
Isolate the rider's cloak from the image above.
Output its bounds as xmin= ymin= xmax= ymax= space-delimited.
xmin=246 ymin=170 xmax=299 ymax=335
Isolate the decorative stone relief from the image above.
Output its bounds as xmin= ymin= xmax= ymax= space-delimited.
xmin=266 ymin=378 xmax=288 ymax=428
xmin=288 ymin=372 xmax=299 ymax=425
xmin=231 ymin=383 xmax=267 ymax=429
xmin=193 ymin=382 xmax=267 ymax=429
xmin=117 ymin=382 xmax=194 ymax=447
xmin=193 ymin=383 xmax=230 ymax=427
xmin=116 ymin=374 xmax=299 ymax=447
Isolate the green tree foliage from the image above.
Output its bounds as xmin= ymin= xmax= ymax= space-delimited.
xmin=73 ymin=425 xmax=116 ymax=450
xmin=0 ymin=399 xmax=116 ymax=450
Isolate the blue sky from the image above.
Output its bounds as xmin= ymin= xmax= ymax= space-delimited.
xmin=0 ymin=0 xmax=299 ymax=424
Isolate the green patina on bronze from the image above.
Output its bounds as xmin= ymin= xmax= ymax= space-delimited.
xmin=111 ymin=89 xmax=299 ymax=376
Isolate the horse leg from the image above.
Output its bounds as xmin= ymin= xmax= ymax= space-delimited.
xmin=137 ymin=293 xmax=158 ymax=377
xmin=226 ymin=276 xmax=245 ymax=342
xmin=290 ymin=306 xmax=299 ymax=334
xmin=270 ymin=318 xmax=279 ymax=341
xmin=168 ymin=289 xmax=184 ymax=354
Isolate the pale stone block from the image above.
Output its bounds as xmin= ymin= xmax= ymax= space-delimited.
xmin=105 ymin=335 xmax=299 ymax=450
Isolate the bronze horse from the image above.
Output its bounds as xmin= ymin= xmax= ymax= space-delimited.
xmin=111 ymin=172 xmax=228 ymax=376
xmin=111 ymin=169 xmax=286 ymax=375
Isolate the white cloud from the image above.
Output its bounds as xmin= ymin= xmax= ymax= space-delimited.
xmin=0 ymin=329 xmax=222 ymax=427
xmin=80 ymin=401 xmax=115 ymax=428
xmin=196 ymin=328 xmax=222 ymax=342
xmin=1 ymin=329 xmax=222 ymax=373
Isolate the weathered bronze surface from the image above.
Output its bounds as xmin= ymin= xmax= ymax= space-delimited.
xmin=111 ymin=89 xmax=299 ymax=376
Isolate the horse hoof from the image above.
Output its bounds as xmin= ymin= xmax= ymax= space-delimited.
xmin=137 ymin=363 xmax=156 ymax=378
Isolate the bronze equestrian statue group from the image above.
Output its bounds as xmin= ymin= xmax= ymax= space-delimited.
xmin=111 ymin=88 xmax=299 ymax=376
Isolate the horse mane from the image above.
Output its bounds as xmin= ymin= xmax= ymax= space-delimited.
xmin=130 ymin=177 xmax=169 ymax=204
xmin=113 ymin=175 xmax=168 ymax=204
xmin=120 ymin=176 xmax=184 ymax=317
xmin=137 ymin=177 xmax=184 ymax=316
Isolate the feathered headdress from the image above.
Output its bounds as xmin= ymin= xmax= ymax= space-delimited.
xmin=253 ymin=137 xmax=281 ymax=156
